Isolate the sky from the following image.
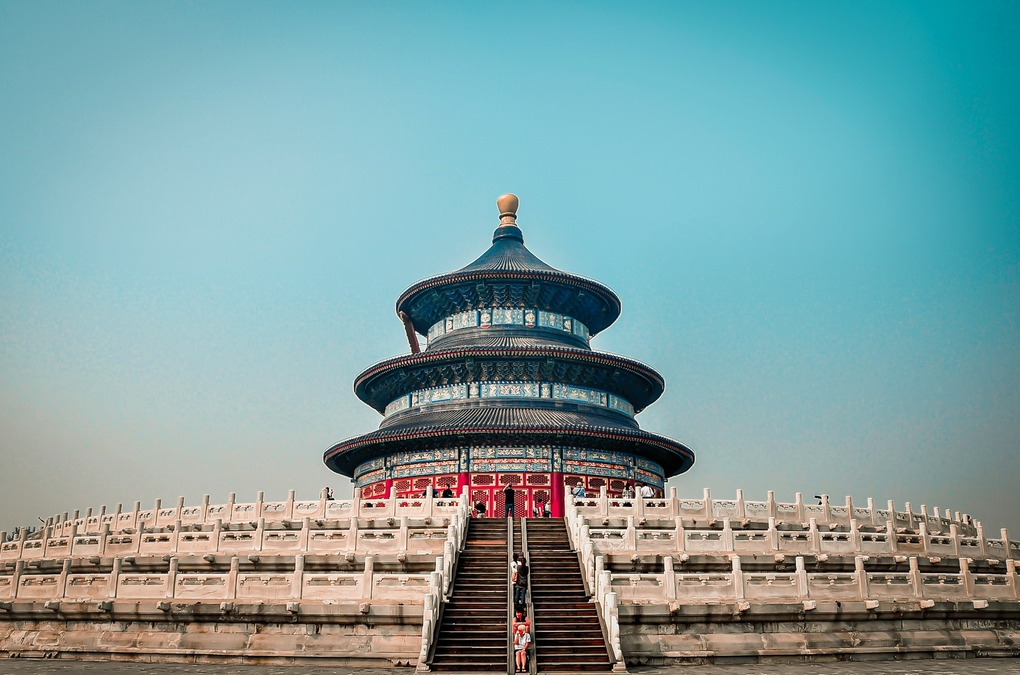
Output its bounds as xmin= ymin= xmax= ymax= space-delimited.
xmin=1 ymin=2 xmax=1018 ymax=537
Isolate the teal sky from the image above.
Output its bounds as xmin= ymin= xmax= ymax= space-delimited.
xmin=2 ymin=2 xmax=1018 ymax=535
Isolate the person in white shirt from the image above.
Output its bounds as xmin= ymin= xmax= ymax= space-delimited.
xmin=640 ymin=484 xmax=654 ymax=499
xmin=513 ymin=622 xmax=531 ymax=672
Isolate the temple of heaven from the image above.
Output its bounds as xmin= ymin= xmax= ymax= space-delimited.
xmin=323 ymin=194 xmax=694 ymax=517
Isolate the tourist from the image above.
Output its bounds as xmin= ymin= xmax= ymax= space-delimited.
xmin=640 ymin=484 xmax=654 ymax=499
xmin=513 ymin=622 xmax=531 ymax=672
xmin=324 ymin=486 xmax=334 ymax=501
xmin=532 ymin=499 xmax=544 ymax=518
xmin=513 ymin=557 xmax=529 ymax=606
xmin=441 ymin=485 xmax=454 ymax=498
xmin=622 ymin=483 xmax=635 ymax=499
xmin=511 ymin=552 xmax=520 ymax=580
xmin=512 ymin=607 xmax=530 ymax=634
xmin=474 ymin=500 xmax=487 ymax=518
xmin=504 ymin=483 xmax=516 ymax=518
xmin=543 ymin=500 xmax=550 ymax=517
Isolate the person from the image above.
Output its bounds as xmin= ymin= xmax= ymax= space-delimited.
xmin=324 ymin=487 xmax=334 ymax=501
xmin=543 ymin=500 xmax=550 ymax=518
xmin=513 ymin=557 xmax=529 ymax=606
xmin=532 ymin=500 xmax=544 ymax=518
xmin=474 ymin=500 xmax=487 ymax=518
xmin=512 ymin=607 xmax=530 ymax=636
xmin=511 ymin=553 xmax=520 ymax=581
xmin=640 ymin=483 xmax=654 ymax=499
xmin=571 ymin=484 xmax=586 ymax=499
xmin=513 ymin=622 xmax=531 ymax=672
xmin=622 ymin=483 xmax=635 ymax=499
xmin=503 ymin=483 xmax=516 ymax=518
xmin=441 ymin=485 xmax=454 ymax=498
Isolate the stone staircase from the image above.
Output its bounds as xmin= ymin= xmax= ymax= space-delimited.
xmin=429 ymin=517 xmax=510 ymax=672
xmin=526 ymin=518 xmax=614 ymax=672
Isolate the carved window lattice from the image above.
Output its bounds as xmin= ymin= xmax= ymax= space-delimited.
xmin=500 ymin=473 xmax=522 ymax=486
xmin=472 ymin=474 xmax=495 ymax=486
xmin=414 ymin=478 xmax=432 ymax=490
xmin=394 ymin=479 xmax=411 ymax=492
xmin=527 ymin=474 xmax=550 ymax=486
xmin=589 ymin=477 xmax=606 ymax=489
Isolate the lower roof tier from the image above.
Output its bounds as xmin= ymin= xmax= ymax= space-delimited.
xmin=322 ymin=405 xmax=695 ymax=478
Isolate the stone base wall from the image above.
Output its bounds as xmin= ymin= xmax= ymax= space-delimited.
xmin=0 ymin=600 xmax=423 ymax=665
xmin=620 ymin=599 xmax=1020 ymax=665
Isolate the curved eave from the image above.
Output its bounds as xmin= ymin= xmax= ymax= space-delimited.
xmin=323 ymin=426 xmax=695 ymax=479
xmin=395 ymin=269 xmax=623 ymax=336
xmin=353 ymin=346 xmax=666 ymax=413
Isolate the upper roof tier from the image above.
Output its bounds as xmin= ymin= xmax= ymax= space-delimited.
xmin=396 ymin=195 xmax=623 ymax=338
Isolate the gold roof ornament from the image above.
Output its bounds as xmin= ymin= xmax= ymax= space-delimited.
xmin=497 ymin=193 xmax=519 ymax=226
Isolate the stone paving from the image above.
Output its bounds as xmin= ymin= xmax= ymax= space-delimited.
xmin=0 ymin=659 xmax=1019 ymax=675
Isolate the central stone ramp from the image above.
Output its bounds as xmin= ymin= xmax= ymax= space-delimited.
xmin=526 ymin=518 xmax=613 ymax=672
xmin=429 ymin=517 xmax=510 ymax=672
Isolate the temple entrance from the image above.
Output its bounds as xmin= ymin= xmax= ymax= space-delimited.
xmin=470 ymin=472 xmax=552 ymax=517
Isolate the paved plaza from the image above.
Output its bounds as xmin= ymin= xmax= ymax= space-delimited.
xmin=0 ymin=659 xmax=1018 ymax=675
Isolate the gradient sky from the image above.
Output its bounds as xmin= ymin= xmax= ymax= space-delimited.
xmin=2 ymin=2 xmax=1018 ymax=536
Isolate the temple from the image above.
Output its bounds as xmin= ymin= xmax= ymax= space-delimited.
xmin=324 ymin=194 xmax=694 ymax=517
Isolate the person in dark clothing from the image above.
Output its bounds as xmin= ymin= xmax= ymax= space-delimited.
xmin=503 ymin=483 xmax=516 ymax=518
xmin=513 ymin=557 xmax=529 ymax=606
xmin=441 ymin=486 xmax=454 ymax=498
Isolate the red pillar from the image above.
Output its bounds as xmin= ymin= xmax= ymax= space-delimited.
xmin=550 ymin=472 xmax=565 ymax=518
xmin=384 ymin=478 xmax=394 ymax=498
xmin=458 ymin=472 xmax=470 ymax=500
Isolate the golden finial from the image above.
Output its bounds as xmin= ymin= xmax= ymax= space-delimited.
xmin=497 ymin=193 xmax=519 ymax=226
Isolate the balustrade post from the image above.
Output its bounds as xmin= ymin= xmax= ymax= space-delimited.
xmin=256 ymin=517 xmax=265 ymax=552
xmin=976 ymin=523 xmax=988 ymax=558
xmin=844 ymin=495 xmax=854 ymax=524
xmin=255 ymin=491 xmax=265 ymax=520
xmin=855 ymin=556 xmax=869 ymax=599
xmin=175 ymin=497 xmax=185 ymax=523
xmin=598 ymin=570 xmax=611 ymax=606
xmin=348 ymin=516 xmax=359 ymax=552
xmin=903 ymin=502 xmax=915 ymax=531
xmin=595 ymin=555 xmax=605 ymax=600
xmin=167 ymin=557 xmax=179 ymax=599
xmin=949 ymin=524 xmax=961 ymax=557
xmin=1006 ymin=559 xmax=1018 ymax=600
xmin=286 ymin=490 xmax=296 ymax=520
xmin=886 ymin=519 xmax=897 ymax=553
xmin=625 ymin=517 xmax=637 ymax=550
xmin=722 ymin=517 xmax=734 ymax=552
xmin=663 ymin=556 xmax=677 ymax=601
xmin=399 ymin=516 xmax=409 ymax=552
xmin=909 ymin=557 xmax=923 ymax=598
xmin=866 ymin=497 xmax=876 ymax=527
xmin=41 ymin=525 xmax=52 ymax=558
xmin=849 ymin=519 xmax=860 ymax=551
xmin=108 ymin=557 xmax=121 ymax=599
xmin=386 ymin=486 xmax=396 ymax=518
xmin=704 ymin=488 xmax=714 ymax=520
xmin=735 ymin=489 xmax=745 ymax=519
xmin=600 ymin=485 xmax=610 ymax=518
xmin=959 ymin=557 xmax=974 ymax=597
xmin=363 ymin=555 xmax=375 ymax=600
xmin=442 ymin=543 xmax=454 ymax=596
xmin=299 ymin=517 xmax=310 ymax=550
xmin=352 ymin=487 xmax=362 ymax=518
xmin=808 ymin=518 xmax=820 ymax=553
xmin=669 ymin=486 xmax=678 ymax=517
xmin=227 ymin=556 xmax=239 ymax=600
xmin=794 ymin=492 xmax=804 ymax=523
xmin=820 ymin=494 xmax=832 ymax=524
xmin=795 ymin=556 xmax=808 ymax=598
xmin=211 ymin=519 xmax=222 ymax=553
xmin=674 ymin=517 xmax=685 ymax=553
xmin=226 ymin=492 xmax=236 ymax=524
xmin=732 ymin=556 xmax=745 ymax=599
xmin=57 ymin=558 xmax=71 ymax=599
xmin=1001 ymin=528 xmax=1011 ymax=560
xmin=766 ymin=490 xmax=776 ymax=519
xmin=99 ymin=523 xmax=110 ymax=556
xmin=292 ymin=555 xmax=305 ymax=599
xmin=919 ymin=521 xmax=931 ymax=554
xmin=131 ymin=501 xmax=141 ymax=531
xmin=201 ymin=494 xmax=210 ymax=522
xmin=767 ymin=517 xmax=779 ymax=551
xmin=11 ymin=560 xmax=24 ymax=599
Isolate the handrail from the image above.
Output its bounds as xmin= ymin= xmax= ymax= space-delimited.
xmin=507 ymin=517 xmax=515 ymax=675
xmin=520 ymin=518 xmax=536 ymax=675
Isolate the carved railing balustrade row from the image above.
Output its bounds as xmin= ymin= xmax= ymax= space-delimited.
xmin=0 ymin=554 xmax=442 ymax=605
xmin=577 ymin=517 xmax=1016 ymax=561
xmin=588 ymin=554 xmax=1020 ymax=606
xmin=568 ymin=487 xmax=977 ymax=537
xmin=25 ymin=488 xmax=469 ymax=540
xmin=2 ymin=508 xmax=471 ymax=564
